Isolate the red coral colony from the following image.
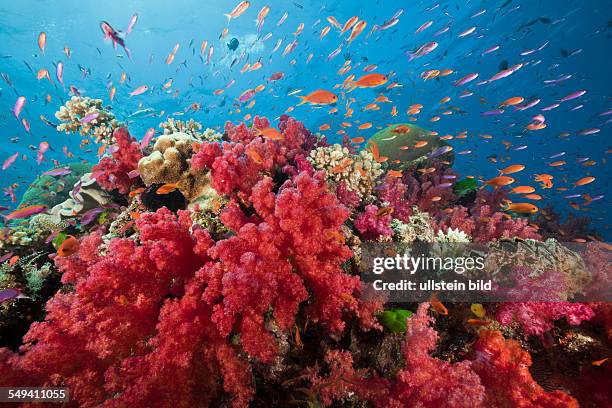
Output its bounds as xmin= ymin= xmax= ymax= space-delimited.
xmin=0 ymin=116 xmax=610 ymax=408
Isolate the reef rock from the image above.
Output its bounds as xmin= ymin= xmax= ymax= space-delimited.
xmin=49 ymin=172 xmax=112 ymax=220
xmin=19 ymin=162 xmax=91 ymax=209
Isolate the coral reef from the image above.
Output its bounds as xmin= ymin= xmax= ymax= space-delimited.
xmin=55 ymin=96 xmax=121 ymax=144
xmin=1 ymin=114 xmax=609 ymax=408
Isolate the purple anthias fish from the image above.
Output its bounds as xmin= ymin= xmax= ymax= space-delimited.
xmin=559 ymin=90 xmax=586 ymax=102
xmin=80 ymin=112 xmax=99 ymax=123
xmin=482 ymin=109 xmax=504 ymax=116
xmin=43 ymin=167 xmax=72 ymax=176
xmin=0 ymin=288 xmax=28 ymax=303
xmin=406 ymin=42 xmax=438 ymax=61
xmin=454 ymin=73 xmax=478 ymax=86
xmin=100 ymin=21 xmax=132 ymax=59
xmin=80 ymin=207 xmax=105 ymax=225
xmin=428 ymin=145 xmax=453 ymax=158
xmin=438 ymin=182 xmax=453 ymax=188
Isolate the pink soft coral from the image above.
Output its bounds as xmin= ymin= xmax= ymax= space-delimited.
xmin=472 ymin=330 xmax=579 ymax=407
xmin=91 ymin=127 xmax=142 ymax=193
xmin=354 ymin=204 xmax=393 ymax=241
xmin=494 ymin=267 xmax=594 ymax=335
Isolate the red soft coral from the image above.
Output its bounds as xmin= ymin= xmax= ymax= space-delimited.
xmin=380 ymin=303 xmax=486 ymax=408
xmin=472 ymin=330 xmax=579 ymax=407
xmin=91 ymin=127 xmax=142 ymax=193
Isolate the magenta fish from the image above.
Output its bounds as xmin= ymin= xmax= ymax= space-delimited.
xmin=482 ymin=45 xmax=500 ymax=55
xmin=56 ymin=62 xmax=64 ymax=86
xmin=0 ymin=288 xmax=28 ymax=303
xmin=277 ymin=12 xmax=288 ymax=26
xmin=458 ymin=26 xmax=476 ymax=37
xmin=206 ymin=45 xmax=214 ymax=64
xmin=141 ymin=128 xmax=155 ymax=148
xmin=415 ymin=20 xmax=433 ymax=34
xmin=327 ymin=43 xmax=343 ymax=61
xmin=100 ymin=21 xmax=132 ymax=59
xmin=407 ymin=42 xmax=437 ymax=61
xmin=80 ymin=112 xmax=100 ymax=123
xmin=559 ymin=90 xmax=586 ymax=102
xmin=22 ymin=118 xmax=30 ymax=133
xmin=129 ymin=85 xmax=148 ymax=96
xmin=13 ymin=96 xmax=25 ymax=119
xmin=454 ymin=73 xmax=478 ymax=86
xmin=126 ymin=13 xmax=138 ymax=35
xmin=43 ymin=167 xmax=72 ymax=176
xmin=239 ymin=88 xmax=256 ymax=103
xmin=2 ymin=152 xmax=19 ymax=170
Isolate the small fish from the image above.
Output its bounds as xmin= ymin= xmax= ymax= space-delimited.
xmin=126 ymin=13 xmax=138 ymax=35
xmin=407 ymin=42 xmax=438 ymax=60
xmin=454 ymin=73 xmax=478 ymax=86
xmin=38 ymin=32 xmax=46 ymax=53
xmin=415 ymin=20 xmax=433 ymax=34
xmin=471 ymin=303 xmax=486 ymax=318
xmin=56 ymin=61 xmax=64 ymax=86
xmin=129 ymin=85 xmax=148 ymax=96
xmin=559 ymin=90 xmax=586 ymax=102
xmin=2 ymin=152 xmax=19 ymax=170
xmin=504 ymin=202 xmax=538 ymax=214
xmin=0 ymin=288 xmax=28 ymax=303
xmin=429 ymin=294 xmax=448 ymax=315
xmin=574 ymin=176 xmax=595 ymax=187
xmin=156 ymin=183 xmax=179 ymax=194
xmin=458 ymin=26 xmax=476 ymax=37
xmin=80 ymin=112 xmax=100 ymax=123
xmin=13 ymin=96 xmax=25 ymax=119
xmin=499 ymin=164 xmax=525 ymax=175
xmin=3 ymin=205 xmax=47 ymax=220
xmin=296 ymin=89 xmax=338 ymax=105
xmin=141 ymin=128 xmax=155 ymax=148
xmin=43 ymin=167 xmax=72 ymax=176
xmin=57 ymin=235 xmax=80 ymax=257
xmin=224 ymin=1 xmax=250 ymax=22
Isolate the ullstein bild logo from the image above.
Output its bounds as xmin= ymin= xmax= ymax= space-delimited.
xmin=359 ymin=241 xmax=612 ymax=303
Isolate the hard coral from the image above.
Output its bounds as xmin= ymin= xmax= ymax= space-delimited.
xmin=92 ymin=127 xmax=142 ymax=194
xmin=138 ymin=132 xmax=210 ymax=201
xmin=55 ymin=96 xmax=120 ymax=144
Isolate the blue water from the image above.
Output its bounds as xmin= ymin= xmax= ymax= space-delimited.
xmin=0 ymin=0 xmax=610 ymax=238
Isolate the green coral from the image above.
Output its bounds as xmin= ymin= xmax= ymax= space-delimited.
xmin=366 ymin=123 xmax=453 ymax=170
xmin=19 ymin=162 xmax=91 ymax=208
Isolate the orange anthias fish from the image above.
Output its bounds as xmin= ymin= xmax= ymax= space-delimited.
xmin=484 ymin=176 xmax=515 ymax=188
xmin=504 ymin=202 xmax=539 ymax=214
xmin=511 ymin=185 xmax=535 ymax=194
xmin=575 ymin=176 xmax=595 ymax=187
xmin=156 ymin=183 xmax=179 ymax=194
xmin=224 ymin=0 xmax=250 ymax=22
xmin=499 ymin=96 xmax=524 ymax=107
xmin=340 ymin=16 xmax=359 ymax=35
xmin=351 ymin=73 xmax=388 ymax=88
xmin=429 ymin=294 xmax=448 ymax=315
xmin=296 ymin=89 xmax=338 ymax=105
xmin=57 ymin=235 xmax=80 ymax=257
xmin=499 ymin=164 xmax=525 ymax=175
xmin=257 ymin=127 xmax=284 ymax=140
xmin=534 ymin=174 xmax=554 ymax=189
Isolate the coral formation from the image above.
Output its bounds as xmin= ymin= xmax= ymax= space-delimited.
xmin=138 ymin=132 xmax=211 ymax=201
xmin=55 ymin=96 xmax=121 ymax=144
xmin=18 ymin=162 xmax=91 ymax=209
